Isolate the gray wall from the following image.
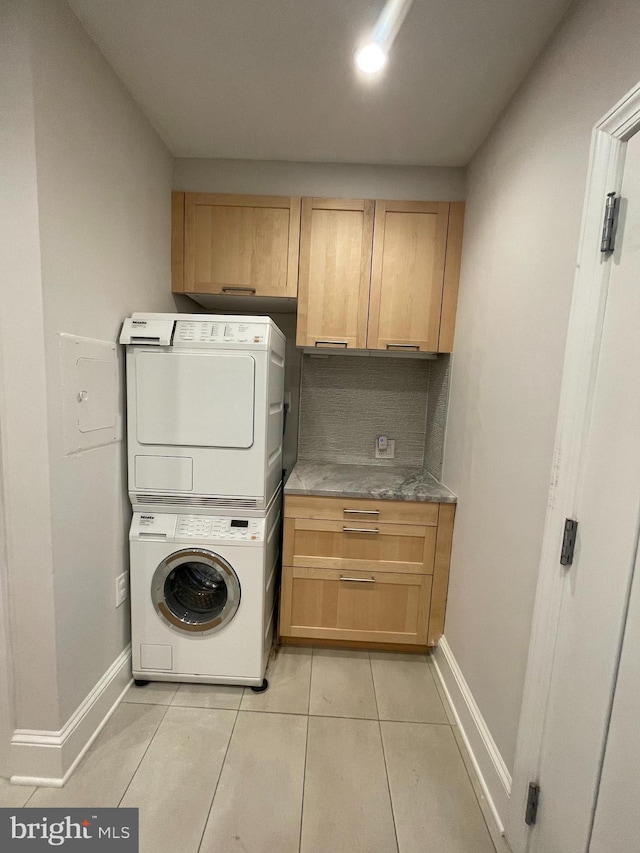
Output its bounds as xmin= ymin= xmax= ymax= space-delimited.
xmin=442 ymin=0 xmax=640 ymax=774
xmin=1 ymin=0 xmax=181 ymax=736
xmin=0 ymin=0 xmax=61 ymax=737
xmin=173 ymin=158 xmax=466 ymax=201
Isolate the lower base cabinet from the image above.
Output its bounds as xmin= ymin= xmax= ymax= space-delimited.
xmin=281 ymin=567 xmax=432 ymax=646
xmin=278 ymin=495 xmax=455 ymax=650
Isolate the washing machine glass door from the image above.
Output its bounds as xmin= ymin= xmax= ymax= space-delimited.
xmin=152 ymin=549 xmax=241 ymax=635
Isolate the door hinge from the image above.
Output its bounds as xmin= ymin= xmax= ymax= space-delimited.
xmin=601 ymin=192 xmax=619 ymax=253
xmin=525 ymin=782 xmax=540 ymax=826
xmin=560 ymin=518 xmax=578 ymax=566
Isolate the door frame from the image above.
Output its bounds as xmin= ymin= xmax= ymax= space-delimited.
xmin=506 ymin=79 xmax=640 ymax=853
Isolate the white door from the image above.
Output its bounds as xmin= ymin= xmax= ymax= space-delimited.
xmin=530 ymin=130 xmax=640 ymax=852
xmin=589 ymin=542 xmax=640 ymax=851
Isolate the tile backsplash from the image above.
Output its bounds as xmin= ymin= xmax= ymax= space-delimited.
xmin=298 ymin=354 xmax=450 ymax=474
xmin=424 ymin=354 xmax=450 ymax=481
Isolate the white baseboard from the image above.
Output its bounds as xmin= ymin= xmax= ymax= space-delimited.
xmin=10 ymin=645 xmax=132 ymax=787
xmin=432 ymin=636 xmax=511 ymax=834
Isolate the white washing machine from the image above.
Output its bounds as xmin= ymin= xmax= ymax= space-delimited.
xmin=128 ymin=493 xmax=280 ymax=688
xmin=120 ymin=313 xmax=285 ymax=513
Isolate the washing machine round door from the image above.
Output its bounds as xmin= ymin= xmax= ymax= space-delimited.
xmin=151 ymin=549 xmax=241 ymax=635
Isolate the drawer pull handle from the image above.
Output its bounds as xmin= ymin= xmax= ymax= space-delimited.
xmin=339 ymin=576 xmax=376 ymax=583
xmin=221 ymin=286 xmax=257 ymax=294
xmin=342 ymin=527 xmax=379 ymax=534
xmin=315 ymin=340 xmax=348 ymax=348
xmin=386 ymin=343 xmax=420 ymax=350
xmin=343 ymin=509 xmax=380 ymax=515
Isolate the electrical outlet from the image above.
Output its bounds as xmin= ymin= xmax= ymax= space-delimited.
xmin=115 ymin=572 xmax=129 ymax=608
xmin=375 ymin=439 xmax=395 ymax=459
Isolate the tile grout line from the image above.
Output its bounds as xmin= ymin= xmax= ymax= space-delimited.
xmin=296 ymin=645 xmax=315 ymax=852
xmin=195 ymin=705 xmax=242 ymax=853
xmin=307 ymin=647 xmax=314 ymax=715
xmin=20 ymin=790 xmax=34 ymax=807
xmin=370 ymin=652 xmax=401 ymax=853
xmin=170 ymin=683 xmax=191 ymax=707
xmin=171 ymin=701 xmax=245 ymax=712
xmin=117 ymin=703 xmax=172 ymax=807
xmin=121 ymin=699 xmax=456 ymax=722
xmin=297 ymin=711 xmax=311 ymax=853
xmin=116 ymin=704 xmax=452 ymax=725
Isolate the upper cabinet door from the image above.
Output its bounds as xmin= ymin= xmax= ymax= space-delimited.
xmin=296 ymin=198 xmax=374 ymax=349
xmin=367 ymin=201 xmax=450 ymax=352
xmin=181 ymin=193 xmax=300 ymax=297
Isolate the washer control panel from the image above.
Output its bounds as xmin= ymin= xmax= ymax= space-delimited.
xmin=175 ymin=321 xmax=266 ymax=346
xmin=176 ymin=515 xmax=264 ymax=542
xmin=130 ymin=512 xmax=265 ymax=543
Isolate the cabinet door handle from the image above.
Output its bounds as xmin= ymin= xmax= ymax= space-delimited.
xmin=342 ymin=527 xmax=379 ymax=534
xmin=314 ymin=340 xmax=348 ymax=348
xmin=386 ymin=343 xmax=420 ymax=350
xmin=343 ymin=509 xmax=380 ymax=515
xmin=221 ymin=286 xmax=257 ymax=294
xmin=339 ymin=576 xmax=376 ymax=583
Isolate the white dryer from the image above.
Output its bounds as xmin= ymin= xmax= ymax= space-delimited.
xmin=120 ymin=313 xmax=285 ymax=513
xmin=129 ymin=494 xmax=280 ymax=687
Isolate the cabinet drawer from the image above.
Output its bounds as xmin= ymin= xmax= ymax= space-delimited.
xmin=283 ymin=517 xmax=436 ymax=575
xmin=280 ymin=567 xmax=432 ymax=645
xmin=284 ymin=495 xmax=439 ymax=527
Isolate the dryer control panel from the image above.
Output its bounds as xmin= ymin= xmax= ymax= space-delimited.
xmin=175 ymin=320 xmax=267 ymax=346
xmin=130 ymin=512 xmax=265 ymax=543
xmin=120 ymin=314 xmax=281 ymax=349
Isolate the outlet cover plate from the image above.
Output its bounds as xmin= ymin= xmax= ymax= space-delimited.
xmin=115 ymin=572 xmax=129 ymax=608
xmin=375 ymin=439 xmax=395 ymax=459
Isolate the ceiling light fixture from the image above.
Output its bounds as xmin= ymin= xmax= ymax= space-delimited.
xmin=354 ymin=0 xmax=414 ymax=75
xmin=355 ymin=42 xmax=387 ymax=74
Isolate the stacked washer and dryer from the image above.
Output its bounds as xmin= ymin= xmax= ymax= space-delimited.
xmin=120 ymin=313 xmax=285 ymax=691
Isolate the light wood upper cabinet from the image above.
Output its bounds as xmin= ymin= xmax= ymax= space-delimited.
xmin=295 ymin=197 xmax=464 ymax=353
xmin=368 ymin=201 xmax=449 ymax=352
xmin=438 ymin=203 xmax=465 ymax=353
xmin=296 ymin=198 xmax=374 ymax=349
xmin=172 ymin=192 xmax=300 ymax=297
xmin=171 ymin=191 xmax=464 ymax=351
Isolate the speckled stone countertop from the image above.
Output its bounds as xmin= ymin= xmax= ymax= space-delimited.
xmin=284 ymin=460 xmax=457 ymax=503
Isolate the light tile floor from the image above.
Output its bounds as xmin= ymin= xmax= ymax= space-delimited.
xmin=8 ymin=648 xmax=508 ymax=853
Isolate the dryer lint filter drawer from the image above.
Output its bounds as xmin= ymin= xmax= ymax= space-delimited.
xmin=135 ymin=455 xmax=193 ymax=491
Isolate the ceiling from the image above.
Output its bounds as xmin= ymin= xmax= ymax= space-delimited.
xmin=68 ymin=0 xmax=571 ymax=166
